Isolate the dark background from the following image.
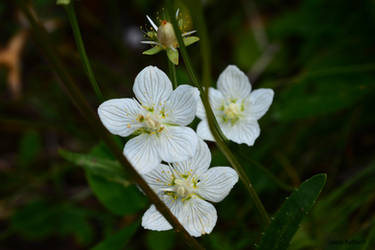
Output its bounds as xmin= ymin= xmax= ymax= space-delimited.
xmin=1 ymin=0 xmax=375 ymax=249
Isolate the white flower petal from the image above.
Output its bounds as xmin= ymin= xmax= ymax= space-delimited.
xmin=124 ymin=134 xmax=161 ymax=174
xmin=178 ymin=197 xmax=217 ymax=237
xmin=217 ymin=65 xmax=251 ymax=100
xmin=97 ymin=98 xmax=142 ymax=137
xmin=196 ymin=88 xmax=224 ymax=119
xmin=157 ymin=126 xmax=198 ymax=163
xmin=143 ymin=164 xmax=175 ymax=192
xmin=196 ymin=167 xmax=239 ymax=202
xmin=164 ymin=85 xmax=200 ymax=126
xmin=133 ymin=66 xmax=173 ymax=108
xmin=142 ymin=205 xmax=172 ymax=231
xmin=141 ymin=195 xmax=184 ymax=232
xmin=222 ymin=120 xmax=260 ymax=146
xmin=173 ymin=138 xmax=211 ymax=177
xmin=196 ymin=99 xmax=206 ymax=120
xmin=245 ymin=88 xmax=274 ymax=120
xmin=196 ymin=120 xmax=215 ymax=142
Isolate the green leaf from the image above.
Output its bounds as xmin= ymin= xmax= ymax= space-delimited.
xmin=59 ymin=149 xmax=130 ymax=186
xmin=92 ymin=222 xmax=139 ymax=250
xmin=59 ymin=147 xmax=147 ymax=215
xmin=167 ymin=48 xmax=179 ymax=65
xmin=87 ymin=173 xmax=147 ymax=215
xmin=142 ymin=46 xmax=163 ymax=55
xmin=257 ymin=173 xmax=327 ymax=250
xmin=183 ymin=36 xmax=200 ymax=47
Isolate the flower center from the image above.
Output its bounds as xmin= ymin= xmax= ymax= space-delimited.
xmin=224 ymin=102 xmax=240 ymax=119
xmin=144 ymin=113 xmax=160 ymax=130
xmin=174 ymin=178 xmax=193 ymax=198
xmin=222 ymin=102 xmax=243 ymax=124
xmin=137 ymin=112 xmax=164 ymax=134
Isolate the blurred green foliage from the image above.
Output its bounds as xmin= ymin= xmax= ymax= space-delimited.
xmin=1 ymin=0 xmax=375 ymax=249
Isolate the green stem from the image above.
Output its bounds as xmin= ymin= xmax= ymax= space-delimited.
xmin=183 ymin=0 xmax=211 ymax=85
xmin=168 ymin=55 xmax=178 ymax=88
xmin=64 ymin=2 xmax=104 ymax=102
xmin=20 ymin=3 xmax=204 ymax=249
xmin=166 ymin=0 xmax=270 ymax=228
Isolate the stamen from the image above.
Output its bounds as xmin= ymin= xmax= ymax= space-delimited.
xmin=140 ymin=41 xmax=160 ymax=45
xmin=182 ymin=30 xmax=197 ymax=37
xmin=146 ymin=15 xmax=158 ymax=31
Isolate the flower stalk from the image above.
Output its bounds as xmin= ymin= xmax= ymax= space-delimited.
xmin=168 ymin=55 xmax=178 ymax=88
xmin=182 ymin=0 xmax=212 ymax=86
xmin=20 ymin=2 xmax=204 ymax=249
xmin=63 ymin=2 xmax=104 ymax=102
xmin=166 ymin=0 xmax=271 ymax=228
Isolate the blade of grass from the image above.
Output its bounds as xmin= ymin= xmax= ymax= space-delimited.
xmin=63 ymin=2 xmax=104 ymax=102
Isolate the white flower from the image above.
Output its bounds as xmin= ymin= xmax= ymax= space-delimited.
xmin=196 ymin=65 xmax=274 ymax=146
xmin=98 ymin=66 xmax=200 ymax=174
xmin=141 ymin=139 xmax=239 ymax=237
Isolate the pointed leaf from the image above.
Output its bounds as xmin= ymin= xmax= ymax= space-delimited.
xmin=257 ymin=173 xmax=327 ymax=250
xmin=167 ymin=48 xmax=179 ymax=65
xmin=59 ymin=148 xmax=147 ymax=215
xmin=59 ymin=149 xmax=130 ymax=186
xmin=183 ymin=36 xmax=200 ymax=47
xmin=87 ymin=173 xmax=147 ymax=215
xmin=143 ymin=46 xmax=162 ymax=55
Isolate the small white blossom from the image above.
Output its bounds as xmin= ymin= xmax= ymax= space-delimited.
xmin=141 ymin=139 xmax=239 ymax=237
xmin=196 ymin=65 xmax=274 ymax=146
xmin=98 ymin=66 xmax=199 ymax=174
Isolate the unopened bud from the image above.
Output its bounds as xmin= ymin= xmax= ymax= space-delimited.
xmin=157 ymin=20 xmax=177 ymax=49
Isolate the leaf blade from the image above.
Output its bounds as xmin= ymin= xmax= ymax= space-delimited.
xmin=257 ymin=173 xmax=327 ymax=250
xmin=59 ymin=149 xmax=130 ymax=186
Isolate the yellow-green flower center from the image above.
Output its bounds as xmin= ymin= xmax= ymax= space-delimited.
xmin=163 ymin=172 xmax=200 ymax=201
xmin=224 ymin=102 xmax=241 ymax=120
xmin=221 ymin=101 xmax=243 ymax=125
xmin=137 ymin=112 xmax=164 ymax=134
xmin=174 ymin=178 xmax=193 ymax=198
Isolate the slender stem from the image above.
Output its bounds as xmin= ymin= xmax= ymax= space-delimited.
xmin=183 ymin=0 xmax=211 ymax=85
xmin=166 ymin=0 xmax=270 ymax=228
xmin=168 ymin=54 xmax=178 ymax=88
xmin=20 ymin=3 xmax=204 ymax=249
xmin=64 ymin=2 xmax=104 ymax=102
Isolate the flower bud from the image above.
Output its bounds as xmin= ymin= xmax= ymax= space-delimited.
xmin=157 ymin=20 xmax=177 ymax=49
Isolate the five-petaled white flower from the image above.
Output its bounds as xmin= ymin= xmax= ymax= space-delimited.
xmin=98 ymin=66 xmax=199 ymax=174
xmin=141 ymin=139 xmax=239 ymax=237
xmin=196 ymin=65 xmax=274 ymax=146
